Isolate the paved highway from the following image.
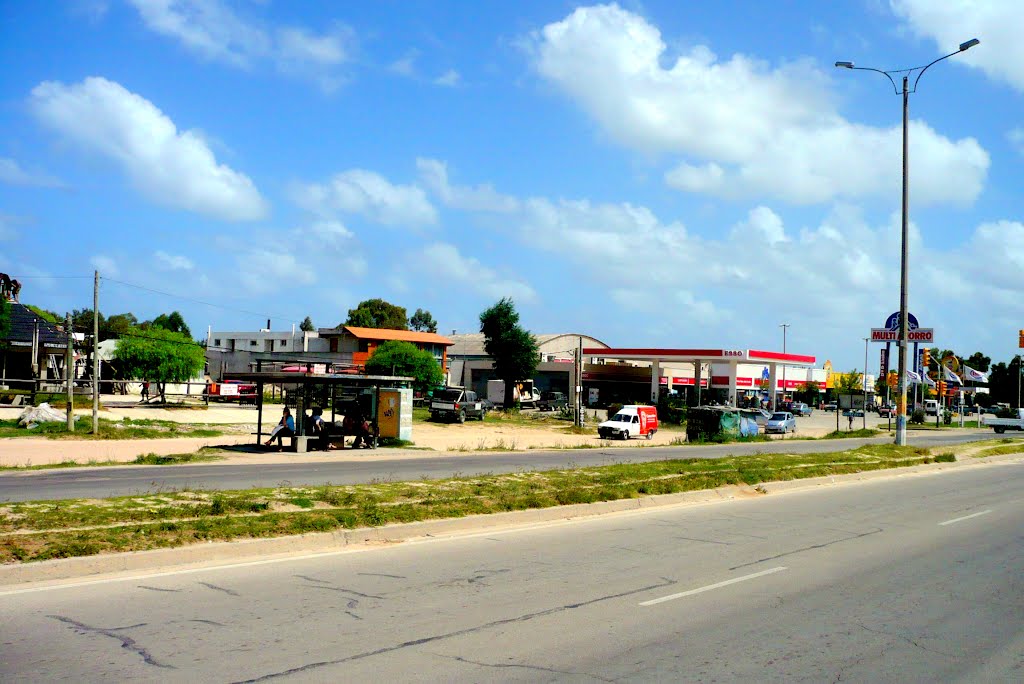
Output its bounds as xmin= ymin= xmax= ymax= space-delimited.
xmin=0 ymin=430 xmax=1014 ymax=502
xmin=2 ymin=457 xmax=1021 ymax=681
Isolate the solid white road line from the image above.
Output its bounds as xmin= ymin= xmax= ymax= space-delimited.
xmin=639 ymin=566 xmax=787 ymax=607
xmin=939 ymin=509 xmax=992 ymax=526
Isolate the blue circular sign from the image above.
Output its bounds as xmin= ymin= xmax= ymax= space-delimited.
xmin=884 ymin=311 xmax=919 ymax=331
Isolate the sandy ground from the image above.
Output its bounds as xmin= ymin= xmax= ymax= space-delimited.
xmin=0 ymin=401 xmax=867 ymax=468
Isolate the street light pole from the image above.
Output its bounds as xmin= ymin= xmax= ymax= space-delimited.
xmin=835 ymin=38 xmax=979 ymax=447
xmin=863 ymin=337 xmax=869 ymax=430
xmin=779 ymin=323 xmax=790 ymax=407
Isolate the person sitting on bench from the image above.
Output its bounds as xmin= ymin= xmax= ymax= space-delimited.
xmin=343 ymin=406 xmax=372 ymax=449
xmin=265 ymin=407 xmax=294 ymax=449
xmin=310 ymin=407 xmax=336 ymax=451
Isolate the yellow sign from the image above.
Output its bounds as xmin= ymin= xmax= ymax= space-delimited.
xmin=824 ymin=360 xmax=834 ymax=389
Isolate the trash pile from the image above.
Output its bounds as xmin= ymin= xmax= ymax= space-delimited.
xmin=17 ymin=403 xmax=77 ymax=429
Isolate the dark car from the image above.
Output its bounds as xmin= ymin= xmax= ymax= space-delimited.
xmin=791 ymin=402 xmax=813 ymax=417
xmin=536 ymin=391 xmax=568 ymax=411
xmin=877 ymin=404 xmax=895 ymax=417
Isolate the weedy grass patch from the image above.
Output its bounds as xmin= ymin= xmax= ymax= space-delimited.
xmin=0 ymin=443 xmax=960 ymax=564
xmin=0 ymin=417 xmax=225 ymax=441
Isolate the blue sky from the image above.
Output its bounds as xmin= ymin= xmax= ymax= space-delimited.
xmin=1 ymin=1 xmax=1022 ymax=372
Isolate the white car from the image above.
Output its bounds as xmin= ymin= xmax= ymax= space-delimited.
xmin=765 ymin=411 xmax=796 ymax=434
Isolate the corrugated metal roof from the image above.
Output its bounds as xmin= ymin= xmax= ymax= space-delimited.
xmin=448 ymin=333 xmax=610 ymax=357
xmin=322 ymin=326 xmax=454 ymax=346
xmin=2 ymin=303 xmax=67 ymax=348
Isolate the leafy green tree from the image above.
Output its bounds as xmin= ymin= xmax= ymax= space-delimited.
xmin=72 ymin=307 xmax=104 ymax=337
xmin=794 ymin=381 xmax=820 ymax=405
xmin=147 ymin=311 xmax=191 ymax=338
xmin=364 ymin=340 xmax=443 ymax=392
xmin=24 ymin=304 xmax=60 ymax=324
xmin=300 ymin=316 xmax=316 ymax=332
xmin=408 ymin=308 xmax=438 ymax=333
xmin=345 ymin=299 xmax=408 ymax=330
xmin=479 ymin=298 xmax=538 ymax=408
xmin=105 ymin=313 xmax=139 ymax=341
xmin=113 ymin=327 xmax=205 ymax=402
xmin=965 ymin=351 xmax=991 ymax=372
xmin=837 ymin=369 xmax=864 ymax=395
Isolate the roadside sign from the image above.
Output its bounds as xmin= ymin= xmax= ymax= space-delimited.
xmin=871 ymin=327 xmax=933 ymax=343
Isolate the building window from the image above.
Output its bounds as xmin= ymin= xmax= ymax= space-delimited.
xmin=281 ymin=340 xmax=287 ymax=347
xmin=250 ymin=340 xmax=258 ymax=347
xmin=213 ymin=339 xmax=221 ymax=347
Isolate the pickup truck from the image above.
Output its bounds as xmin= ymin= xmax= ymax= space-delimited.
xmin=536 ymin=391 xmax=568 ymax=412
xmin=984 ymin=408 xmax=1024 ymax=434
xmin=429 ymin=387 xmax=488 ymax=423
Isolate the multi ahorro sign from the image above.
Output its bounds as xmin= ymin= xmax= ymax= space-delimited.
xmin=870 ymin=311 xmax=933 ymax=344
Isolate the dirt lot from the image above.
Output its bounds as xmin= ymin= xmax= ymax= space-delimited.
xmin=0 ymin=402 xmax=879 ymax=468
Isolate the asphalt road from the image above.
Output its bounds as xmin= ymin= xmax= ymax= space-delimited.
xmin=0 ymin=429 xmax=1014 ymax=502
xmin=2 ymin=458 xmax=1021 ymax=681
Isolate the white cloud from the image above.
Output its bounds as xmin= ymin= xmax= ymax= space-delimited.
xmin=308 ymin=219 xmax=353 ymax=245
xmin=235 ymin=249 xmax=315 ymax=294
xmin=30 ymin=77 xmax=268 ymax=221
xmin=129 ymin=0 xmax=353 ymax=91
xmin=154 ymin=250 xmax=194 ymax=271
xmin=730 ymin=206 xmax=788 ymax=245
xmin=529 ymin=4 xmax=988 ymax=205
xmin=413 ymin=243 xmax=535 ymax=302
xmin=291 ymin=169 xmax=436 ymax=226
xmin=0 ymin=158 xmax=64 ymax=188
xmin=389 ymin=52 xmax=418 ymax=77
xmin=416 ymin=158 xmax=520 ymax=212
xmin=1009 ymin=128 xmax=1024 ymax=156
xmin=90 ymin=254 xmax=119 ymax=277
xmin=434 ymin=69 xmax=461 ymax=87
xmin=892 ymin=0 xmax=1024 ymax=92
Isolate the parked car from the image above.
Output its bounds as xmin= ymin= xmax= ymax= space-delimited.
xmin=842 ymin=409 xmax=865 ymax=418
xmin=823 ymin=402 xmax=837 ymax=412
xmin=878 ymin=404 xmax=895 ymax=417
xmin=429 ymin=387 xmax=488 ymax=422
xmin=536 ymin=391 xmax=568 ymax=412
xmin=765 ymin=411 xmax=796 ymax=434
xmin=956 ymin=404 xmax=977 ymax=415
xmin=981 ymin=406 xmax=1002 ymax=415
xmin=791 ymin=402 xmax=813 ymax=417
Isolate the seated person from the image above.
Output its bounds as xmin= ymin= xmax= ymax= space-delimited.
xmin=265 ymin=408 xmax=295 ymax=449
xmin=343 ymin=408 xmax=373 ymax=449
xmin=310 ymin=407 xmax=334 ymax=450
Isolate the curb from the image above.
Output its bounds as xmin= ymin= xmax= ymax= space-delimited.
xmin=3 ymin=451 xmax=1022 ymax=590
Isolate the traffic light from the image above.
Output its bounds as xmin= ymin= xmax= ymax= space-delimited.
xmin=1019 ymin=329 xmax=1024 ymax=348
xmin=938 ymin=381 xmax=946 ymax=396
xmin=921 ymin=348 xmax=930 ymax=370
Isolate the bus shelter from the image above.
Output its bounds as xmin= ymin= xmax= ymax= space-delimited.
xmin=226 ymin=364 xmax=414 ymax=448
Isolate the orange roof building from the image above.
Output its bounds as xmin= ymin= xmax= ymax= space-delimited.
xmin=318 ymin=326 xmax=454 ymax=371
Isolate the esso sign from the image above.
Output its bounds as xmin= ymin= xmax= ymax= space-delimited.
xmin=723 ymin=350 xmax=743 ymax=358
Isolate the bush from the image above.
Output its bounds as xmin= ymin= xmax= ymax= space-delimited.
xmin=942 ymin=409 xmax=952 ymax=425
xmin=910 ymin=408 xmax=926 ymax=424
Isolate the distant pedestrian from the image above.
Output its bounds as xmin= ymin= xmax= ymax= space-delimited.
xmin=848 ymin=413 xmax=854 ymax=430
xmin=141 ymin=381 xmax=150 ymax=402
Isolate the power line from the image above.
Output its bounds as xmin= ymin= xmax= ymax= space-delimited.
xmin=101 ymin=276 xmax=300 ymax=325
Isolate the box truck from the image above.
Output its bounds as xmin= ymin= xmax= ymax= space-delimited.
xmin=486 ymin=379 xmax=540 ymax=408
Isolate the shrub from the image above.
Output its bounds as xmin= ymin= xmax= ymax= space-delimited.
xmin=910 ymin=408 xmax=926 ymax=424
xmin=942 ymin=409 xmax=952 ymax=425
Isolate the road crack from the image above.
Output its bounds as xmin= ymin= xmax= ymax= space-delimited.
xmin=231 ymin=577 xmax=677 ymax=683
xmin=49 ymin=615 xmax=173 ymax=669
xmin=730 ymin=528 xmax=883 ymax=570
xmin=436 ymin=653 xmax=616 ymax=682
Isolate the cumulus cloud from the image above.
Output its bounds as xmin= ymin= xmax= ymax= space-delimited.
xmin=30 ymin=77 xmax=268 ymax=221
xmin=90 ymin=254 xmax=119 ymax=277
xmin=129 ymin=0 xmax=353 ymax=91
xmin=0 ymin=158 xmax=65 ymax=188
xmin=412 ymin=243 xmax=535 ymax=302
xmin=291 ymin=169 xmax=436 ymax=226
xmin=416 ymin=158 xmax=520 ymax=212
xmin=235 ymin=249 xmax=315 ymax=294
xmin=434 ymin=69 xmax=461 ymax=87
xmin=528 ymin=4 xmax=988 ymax=205
xmin=154 ymin=250 xmax=194 ymax=271
xmin=892 ymin=0 xmax=1024 ymax=92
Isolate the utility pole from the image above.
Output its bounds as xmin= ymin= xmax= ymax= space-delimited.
xmin=779 ymin=323 xmax=790 ymax=407
xmin=863 ymin=337 xmax=869 ymax=430
xmin=66 ymin=312 xmax=74 ymax=432
xmin=92 ymin=270 xmax=99 ymax=435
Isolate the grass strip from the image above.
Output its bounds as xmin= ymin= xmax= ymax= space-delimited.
xmin=0 ymin=443 xmax=957 ymax=564
xmin=0 ymin=417 xmax=225 ymax=441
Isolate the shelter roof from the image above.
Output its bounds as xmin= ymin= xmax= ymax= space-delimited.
xmin=2 ymin=303 xmax=67 ymax=348
xmin=584 ymin=348 xmax=816 ymax=366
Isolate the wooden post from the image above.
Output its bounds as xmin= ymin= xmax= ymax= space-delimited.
xmin=66 ymin=312 xmax=74 ymax=432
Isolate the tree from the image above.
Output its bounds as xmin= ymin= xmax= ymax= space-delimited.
xmin=795 ymin=381 xmax=820 ymax=405
xmin=364 ymin=341 xmax=443 ymax=393
xmin=113 ymin=327 xmax=206 ymax=403
xmin=345 ymin=299 xmax=408 ymax=330
xmin=147 ymin=311 xmax=191 ymax=338
xmin=105 ymin=313 xmax=139 ymax=341
xmin=965 ymin=351 xmax=991 ymax=372
xmin=300 ymin=316 xmax=316 ymax=332
xmin=479 ymin=298 xmax=538 ymax=408
xmin=409 ymin=308 xmax=438 ymax=333
xmin=837 ymin=369 xmax=864 ymax=395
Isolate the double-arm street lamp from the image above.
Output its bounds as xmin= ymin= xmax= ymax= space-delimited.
xmin=835 ymin=38 xmax=979 ymax=446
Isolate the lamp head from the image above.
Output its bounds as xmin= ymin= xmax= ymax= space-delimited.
xmin=959 ymin=38 xmax=979 ymax=51
xmin=834 ymin=61 xmax=854 ymax=68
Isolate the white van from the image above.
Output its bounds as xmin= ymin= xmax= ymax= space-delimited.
xmin=924 ymin=399 xmax=939 ymax=416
